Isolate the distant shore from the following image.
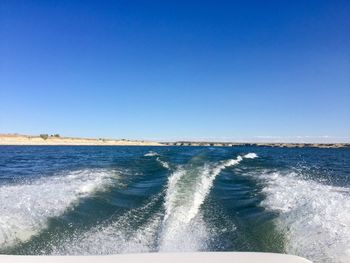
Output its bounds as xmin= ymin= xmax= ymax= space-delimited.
xmin=0 ymin=134 xmax=349 ymax=148
xmin=164 ymin=141 xmax=350 ymax=148
xmin=0 ymin=134 xmax=163 ymax=146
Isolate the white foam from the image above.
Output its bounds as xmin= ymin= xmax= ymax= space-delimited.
xmin=0 ymin=169 xmax=119 ymax=248
xmin=144 ymin=151 xmax=171 ymax=170
xmin=156 ymin=157 xmax=171 ymax=170
xmin=144 ymin=151 xmax=159 ymax=157
xmin=243 ymin=153 xmax=258 ymax=159
xmin=159 ymin=155 xmax=244 ymax=251
xmin=260 ymin=171 xmax=350 ymax=263
xmin=57 ymin=214 xmax=162 ymax=255
xmin=44 ymin=154 xmax=252 ymax=254
xmin=52 ymin=194 xmax=163 ymax=255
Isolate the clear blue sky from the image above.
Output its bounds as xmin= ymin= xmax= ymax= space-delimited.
xmin=1 ymin=0 xmax=349 ymax=142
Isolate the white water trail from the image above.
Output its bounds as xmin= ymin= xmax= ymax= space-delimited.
xmin=52 ymin=194 xmax=163 ymax=255
xmin=144 ymin=151 xmax=159 ymax=157
xmin=260 ymin=171 xmax=350 ymax=263
xmin=144 ymin=151 xmax=170 ymax=170
xmin=243 ymin=153 xmax=258 ymax=159
xmin=0 ymin=169 xmax=119 ymax=247
xmin=156 ymin=157 xmax=171 ymax=170
xmin=46 ymin=153 xmax=257 ymax=254
xmin=159 ymin=153 xmax=256 ymax=251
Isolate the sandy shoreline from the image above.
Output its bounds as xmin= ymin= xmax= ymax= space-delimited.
xmin=0 ymin=134 xmax=163 ymax=146
xmin=0 ymin=134 xmax=349 ymax=148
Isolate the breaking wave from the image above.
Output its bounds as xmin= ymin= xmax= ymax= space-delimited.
xmin=0 ymin=169 xmax=119 ymax=248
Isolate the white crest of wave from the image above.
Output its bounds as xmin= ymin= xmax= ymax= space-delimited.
xmin=0 ymin=169 xmax=118 ymax=248
xmin=260 ymin=171 xmax=350 ymax=263
xmin=156 ymin=157 xmax=170 ymax=170
xmin=144 ymin=151 xmax=170 ymax=170
xmin=243 ymin=153 xmax=258 ymax=159
xmin=159 ymin=155 xmax=246 ymax=251
xmin=144 ymin=151 xmax=159 ymax=157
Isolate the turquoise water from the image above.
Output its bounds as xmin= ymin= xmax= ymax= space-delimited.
xmin=0 ymin=146 xmax=349 ymax=262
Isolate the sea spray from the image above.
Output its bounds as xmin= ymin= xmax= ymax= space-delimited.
xmin=159 ymin=154 xmax=254 ymax=251
xmin=50 ymin=193 xmax=164 ymax=255
xmin=260 ymin=171 xmax=350 ymax=263
xmin=3 ymin=146 xmax=347 ymax=263
xmin=0 ymin=169 xmax=119 ymax=247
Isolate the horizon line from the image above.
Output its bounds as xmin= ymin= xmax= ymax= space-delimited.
xmin=1 ymin=133 xmax=350 ymax=144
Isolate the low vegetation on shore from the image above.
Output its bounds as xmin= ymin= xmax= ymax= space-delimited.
xmin=0 ymin=134 xmax=348 ymax=148
xmin=0 ymin=134 xmax=162 ymax=146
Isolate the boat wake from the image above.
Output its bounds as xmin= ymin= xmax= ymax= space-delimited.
xmin=48 ymin=153 xmax=257 ymax=254
xmin=52 ymin=193 xmax=163 ymax=255
xmin=258 ymin=171 xmax=350 ymax=263
xmin=0 ymin=169 xmax=119 ymax=248
xmin=144 ymin=151 xmax=159 ymax=157
xmin=159 ymin=154 xmax=250 ymax=251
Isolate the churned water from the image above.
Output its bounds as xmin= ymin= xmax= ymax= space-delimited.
xmin=0 ymin=146 xmax=349 ymax=262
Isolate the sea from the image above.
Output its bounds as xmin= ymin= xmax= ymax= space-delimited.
xmin=0 ymin=146 xmax=349 ymax=262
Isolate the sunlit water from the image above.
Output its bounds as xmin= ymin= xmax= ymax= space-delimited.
xmin=0 ymin=146 xmax=349 ymax=262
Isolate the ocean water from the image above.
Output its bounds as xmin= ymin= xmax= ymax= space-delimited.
xmin=0 ymin=146 xmax=349 ymax=262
